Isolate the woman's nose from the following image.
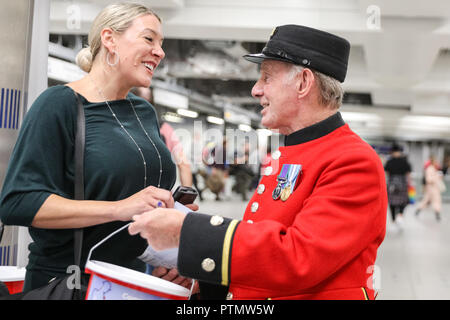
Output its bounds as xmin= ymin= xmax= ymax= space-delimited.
xmin=153 ymin=45 xmax=165 ymax=60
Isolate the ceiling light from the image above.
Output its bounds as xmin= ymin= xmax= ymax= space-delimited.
xmin=177 ymin=109 xmax=198 ymax=118
xmin=162 ymin=112 xmax=184 ymax=123
xmin=340 ymin=112 xmax=382 ymax=123
xmin=238 ymin=124 xmax=252 ymax=132
xmin=206 ymin=116 xmax=224 ymax=125
xmin=399 ymin=115 xmax=450 ymax=127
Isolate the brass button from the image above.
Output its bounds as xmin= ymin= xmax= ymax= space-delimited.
xmin=201 ymin=258 xmax=215 ymax=272
xmin=226 ymin=292 xmax=233 ymax=300
xmin=251 ymin=202 xmax=259 ymax=213
xmin=264 ymin=167 xmax=273 ymax=176
xmin=247 ymin=220 xmax=254 ymax=224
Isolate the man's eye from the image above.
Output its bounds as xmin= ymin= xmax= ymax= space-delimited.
xmin=145 ymin=37 xmax=153 ymax=42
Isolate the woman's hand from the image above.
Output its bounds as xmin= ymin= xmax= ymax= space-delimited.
xmin=113 ymin=186 xmax=174 ymax=222
xmin=31 ymin=187 xmax=196 ymax=231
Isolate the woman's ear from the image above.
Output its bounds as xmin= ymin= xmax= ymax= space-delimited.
xmin=297 ymin=68 xmax=316 ymax=99
xmin=100 ymin=28 xmax=116 ymax=53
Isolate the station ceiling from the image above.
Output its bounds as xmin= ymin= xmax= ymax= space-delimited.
xmin=49 ymin=0 xmax=450 ymax=141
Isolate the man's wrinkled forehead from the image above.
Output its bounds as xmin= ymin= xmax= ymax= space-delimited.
xmin=260 ymin=59 xmax=291 ymax=74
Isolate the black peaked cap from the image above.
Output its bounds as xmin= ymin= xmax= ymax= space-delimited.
xmin=243 ymin=25 xmax=350 ymax=82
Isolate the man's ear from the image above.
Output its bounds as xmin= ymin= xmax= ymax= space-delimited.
xmin=297 ymin=68 xmax=316 ymax=99
xmin=100 ymin=28 xmax=117 ymax=53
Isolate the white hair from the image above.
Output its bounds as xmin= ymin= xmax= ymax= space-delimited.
xmin=286 ymin=64 xmax=344 ymax=109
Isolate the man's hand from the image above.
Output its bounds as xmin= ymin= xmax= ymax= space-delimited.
xmin=128 ymin=208 xmax=186 ymax=250
xmin=152 ymin=266 xmax=199 ymax=293
xmin=184 ymin=203 xmax=199 ymax=212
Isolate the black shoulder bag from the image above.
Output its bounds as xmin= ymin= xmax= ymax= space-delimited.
xmin=2 ymin=93 xmax=86 ymax=300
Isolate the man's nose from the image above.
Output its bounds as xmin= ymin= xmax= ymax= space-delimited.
xmin=251 ymin=81 xmax=263 ymax=98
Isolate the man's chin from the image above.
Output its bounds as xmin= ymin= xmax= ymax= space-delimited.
xmin=261 ymin=121 xmax=277 ymax=132
xmin=262 ymin=122 xmax=287 ymax=135
xmin=261 ymin=118 xmax=270 ymax=129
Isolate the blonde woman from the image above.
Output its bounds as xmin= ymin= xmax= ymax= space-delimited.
xmin=0 ymin=3 xmax=192 ymax=292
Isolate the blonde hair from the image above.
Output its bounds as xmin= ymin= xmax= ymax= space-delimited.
xmin=76 ymin=2 xmax=161 ymax=72
xmin=287 ymin=64 xmax=344 ymax=109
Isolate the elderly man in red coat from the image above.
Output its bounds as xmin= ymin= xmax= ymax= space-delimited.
xmin=129 ymin=25 xmax=387 ymax=300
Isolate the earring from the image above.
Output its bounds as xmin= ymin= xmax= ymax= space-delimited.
xmin=106 ymin=49 xmax=119 ymax=67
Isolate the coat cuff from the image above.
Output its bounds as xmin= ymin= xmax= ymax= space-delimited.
xmin=178 ymin=212 xmax=240 ymax=286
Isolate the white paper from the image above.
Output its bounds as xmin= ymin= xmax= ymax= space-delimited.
xmin=138 ymin=246 xmax=179 ymax=269
xmin=137 ymin=201 xmax=191 ymax=268
xmin=174 ymin=201 xmax=192 ymax=214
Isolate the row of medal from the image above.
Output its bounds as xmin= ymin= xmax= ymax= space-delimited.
xmin=272 ymin=164 xmax=302 ymax=201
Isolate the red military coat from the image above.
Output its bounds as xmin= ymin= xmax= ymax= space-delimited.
xmin=178 ymin=113 xmax=387 ymax=300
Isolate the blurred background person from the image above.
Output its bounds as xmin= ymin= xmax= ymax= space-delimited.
xmin=160 ymin=120 xmax=193 ymax=187
xmin=259 ymin=144 xmax=272 ymax=181
xmin=384 ymin=144 xmax=412 ymax=229
xmin=202 ymin=139 xmax=229 ymax=201
xmin=443 ymin=156 xmax=450 ymax=176
xmin=415 ymin=156 xmax=444 ymax=221
xmin=229 ymin=142 xmax=256 ymax=201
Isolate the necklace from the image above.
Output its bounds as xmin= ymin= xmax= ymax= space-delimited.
xmin=89 ymin=77 xmax=162 ymax=188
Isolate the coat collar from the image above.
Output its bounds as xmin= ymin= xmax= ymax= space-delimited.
xmin=284 ymin=112 xmax=345 ymax=146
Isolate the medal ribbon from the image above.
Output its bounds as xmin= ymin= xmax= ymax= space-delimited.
xmin=277 ymin=164 xmax=290 ymax=184
xmin=286 ymin=165 xmax=301 ymax=189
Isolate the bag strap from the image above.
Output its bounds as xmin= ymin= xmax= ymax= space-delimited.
xmin=73 ymin=93 xmax=85 ymax=267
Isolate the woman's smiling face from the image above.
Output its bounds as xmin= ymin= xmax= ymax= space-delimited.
xmin=115 ymin=14 xmax=165 ymax=88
